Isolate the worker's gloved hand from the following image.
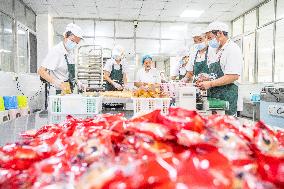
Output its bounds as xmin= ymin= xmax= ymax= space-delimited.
xmin=196 ymin=73 xmax=210 ymax=83
xmin=196 ymin=81 xmax=212 ymax=90
xmin=54 ymin=80 xmax=68 ymax=91
xmin=60 ymin=82 xmax=72 ymax=95
xmin=123 ymin=85 xmax=128 ymax=90
xmin=112 ymin=82 xmax=123 ymax=90
xmin=141 ymin=84 xmax=150 ymax=91
xmin=151 ymin=83 xmax=160 ymax=91
xmin=77 ymin=80 xmax=87 ymax=92
xmin=123 ymin=84 xmax=131 ymax=91
xmin=180 ymin=77 xmax=189 ymax=83
xmin=53 ymin=80 xmax=62 ymax=88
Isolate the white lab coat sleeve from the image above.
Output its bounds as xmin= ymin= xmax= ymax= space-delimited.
xmin=135 ymin=69 xmax=142 ymax=82
xmin=186 ymin=49 xmax=197 ymax=72
xmin=185 ymin=61 xmax=193 ymax=72
xmin=103 ymin=59 xmax=113 ymax=73
xmin=170 ymin=63 xmax=180 ymax=77
xmin=41 ymin=48 xmax=59 ymax=71
xmin=223 ymin=43 xmax=243 ymax=75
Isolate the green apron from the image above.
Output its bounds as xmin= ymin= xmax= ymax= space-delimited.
xmin=193 ymin=48 xmax=210 ymax=81
xmin=105 ymin=64 xmax=123 ymax=91
xmin=178 ymin=67 xmax=186 ymax=80
xmin=208 ymin=59 xmax=238 ymax=115
xmin=56 ymin=54 xmax=75 ymax=95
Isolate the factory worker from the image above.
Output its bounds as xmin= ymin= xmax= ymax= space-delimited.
xmin=171 ymin=49 xmax=190 ymax=81
xmin=181 ymin=28 xmax=216 ymax=83
xmin=135 ymin=55 xmax=161 ymax=87
xmin=103 ymin=45 xmax=128 ymax=91
xmin=190 ymin=27 xmax=216 ymax=82
xmin=197 ymin=21 xmax=243 ymax=116
xmin=38 ymin=23 xmax=85 ymax=94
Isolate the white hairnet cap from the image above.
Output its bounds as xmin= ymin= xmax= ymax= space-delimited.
xmin=207 ymin=21 xmax=229 ymax=33
xmin=191 ymin=27 xmax=205 ymax=37
xmin=64 ymin=23 xmax=84 ymax=39
xmin=177 ymin=48 xmax=190 ymax=58
xmin=112 ymin=45 xmax=125 ymax=57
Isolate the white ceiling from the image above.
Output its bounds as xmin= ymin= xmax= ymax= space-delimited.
xmin=23 ymin=0 xmax=266 ymax=22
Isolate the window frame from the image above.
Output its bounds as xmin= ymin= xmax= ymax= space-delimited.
xmin=231 ymin=0 xmax=284 ymax=83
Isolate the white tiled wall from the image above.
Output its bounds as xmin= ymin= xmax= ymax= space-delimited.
xmin=37 ymin=13 xmax=54 ymax=68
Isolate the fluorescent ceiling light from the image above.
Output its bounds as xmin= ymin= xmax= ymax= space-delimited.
xmin=180 ymin=10 xmax=204 ymax=18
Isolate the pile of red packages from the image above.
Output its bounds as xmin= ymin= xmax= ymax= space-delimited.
xmin=0 ymin=107 xmax=283 ymax=189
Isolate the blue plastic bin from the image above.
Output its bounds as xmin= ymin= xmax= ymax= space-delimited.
xmin=250 ymin=94 xmax=260 ymax=102
xmin=3 ymin=96 xmax=18 ymax=110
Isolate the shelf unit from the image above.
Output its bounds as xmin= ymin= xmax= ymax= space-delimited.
xmin=76 ymin=45 xmax=103 ymax=88
xmin=102 ymin=48 xmax=112 ymax=87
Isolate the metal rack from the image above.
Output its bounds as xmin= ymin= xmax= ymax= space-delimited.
xmin=102 ymin=48 xmax=112 ymax=87
xmin=76 ymin=45 xmax=104 ymax=88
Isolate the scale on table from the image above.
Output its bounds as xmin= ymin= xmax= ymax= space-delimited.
xmin=179 ymin=86 xmax=196 ymax=110
xmin=178 ymin=86 xmax=229 ymax=115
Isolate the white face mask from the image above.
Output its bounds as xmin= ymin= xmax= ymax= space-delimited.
xmin=208 ymin=38 xmax=220 ymax=49
xmin=112 ymin=54 xmax=122 ymax=60
xmin=65 ymin=39 xmax=77 ymax=51
xmin=194 ymin=42 xmax=207 ymax=51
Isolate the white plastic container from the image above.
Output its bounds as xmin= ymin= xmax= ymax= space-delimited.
xmin=179 ymin=86 xmax=197 ymax=110
xmin=8 ymin=109 xmax=21 ymax=120
xmin=132 ymin=98 xmax=171 ymax=116
xmin=0 ymin=110 xmax=9 ymax=123
xmin=19 ymin=108 xmax=30 ymax=116
xmin=48 ymin=95 xmax=102 ymax=114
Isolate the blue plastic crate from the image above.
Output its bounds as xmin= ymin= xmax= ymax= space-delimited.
xmin=3 ymin=96 xmax=18 ymax=110
xmin=250 ymin=94 xmax=260 ymax=102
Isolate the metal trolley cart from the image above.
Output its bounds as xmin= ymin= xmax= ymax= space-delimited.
xmin=76 ymin=45 xmax=104 ymax=89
